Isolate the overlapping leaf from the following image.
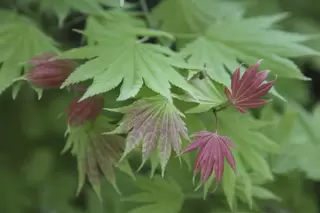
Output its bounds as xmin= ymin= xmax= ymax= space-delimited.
xmin=175 ymin=76 xmax=227 ymax=113
xmin=17 ymin=0 xmax=136 ymax=26
xmin=152 ymin=0 xmax=244 ymax=34
xmin=177 ymin=14 xmax=319 ymax=88
xmin=57 ymin=37 xmax=197 ymax=102
xmin=217 ymin=110 xmax=278 ymax=179
xmin=106 ymin=96 xmax=189 ymax=175
xmin=0 ymin=10 xmax=57 ymax=95
xmin=63 ymin=116 xmax=134 ymax=198
xmin=123 ymin=175 xmax=184 ymax=213
xmin=84 ymin=10 xmax=146 ymax=44
xmin=193 ymin=112 xmax=279 ymax=210
xmin=270 ymin=104 xmax=320 ymax=178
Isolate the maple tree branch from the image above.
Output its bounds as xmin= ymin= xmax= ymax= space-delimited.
xmin=213 ymin=110 xmax=219 ymax=133
xmin=213 ymin=101 xmax=231 ymax=112
xmin=140 ymin=0 xmax=156 ymax=28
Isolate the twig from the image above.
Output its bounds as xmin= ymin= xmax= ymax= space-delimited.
xmin=139 ymin=0 xmax=155 ymax=28
xmin=213 ymin=110 xmax=219 ymax=133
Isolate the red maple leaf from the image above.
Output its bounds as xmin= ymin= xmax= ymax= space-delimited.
xmin=182 ymin=131 xmax=236 ymax=184
xmin=224 ymin=60 xmax=276 ymax=113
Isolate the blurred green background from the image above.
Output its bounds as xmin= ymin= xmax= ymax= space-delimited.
xmin=3 ymin=0 xmax=320 ymax=212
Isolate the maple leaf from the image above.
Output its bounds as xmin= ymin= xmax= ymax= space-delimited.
xmin=0 ymin=10 xmax=57 ymax=96
xmin=177 ymin=13 xmax=319 ymax=87
xmin=57 ymin=37 xmax=196 ymax=103
xmin=174 ymin=75 xmax=228 ymax=114
xmin=182 ymin=131 xmax=236 ymax=184
xmin=152 ymin=0 xmax=245 ymax=34
xmin=105 ymin=96 xmax=189 ymax=175
xmin=17 ymin=0 xmax=136 ymax=26
xmin=216 ymin=110 xmax=278 ymax=180
xmin=63 ymin=116 xmax=134 ymax=198
xmin=123 ymin=175 xmax=184 ymax=213
xmin=84 ymin=10 xmax=148 ymax=45
xmin=224 ymin=60 xmax=276 ymax=113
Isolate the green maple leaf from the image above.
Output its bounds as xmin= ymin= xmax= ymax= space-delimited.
xmin=0 ymin=10 xmax=57 ymax=96
xmin=105 ymin=96 xmax=189 ymax=176
xmin=174 ymin=76 xmax=227 ymax=113
xmin=152 ymin=0 xmax=245 ymax=34
xmin=83 ymin=10 xmax=174 ymax=46
xmin=177 ymin=14 xmax=319 ymax=86
xmin=57 ymin=37 xmax=196 ymax=102
xmin=18 ymin=0 xmax=136 ymax=26
xmin=222 ymin=152 xmax=280 ymax=210
xmin=217 ymin=110 xmax=278 ymax=180
xmin=63 ymin=116 xmax=134 ymax=198
xmin=123 ymin=175 xmax=184 ymax=213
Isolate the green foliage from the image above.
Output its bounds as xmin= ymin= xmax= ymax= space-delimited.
xmin=58 ymin=38 xmax=196 ymax=102
xmin=123 ymin=176 xmax=184 ymax=213
xmin=17 ymin=0 xmax=135 ymax=26
xmin=0 ymin=10 xmax=57 ymax=95
xmin=1 ymin=0 xmax=320 ymax=213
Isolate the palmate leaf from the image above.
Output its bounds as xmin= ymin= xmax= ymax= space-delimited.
xmin=63 ymin=116 xmax=134 ymax=198
xmin=217 ymin=110 xmax=278 ymax=179
xmin=177 ymin=14 xmax=319 ymax=87
xmin=105 ymin=96 xmax=189 ymax=176
xmin=84 ymin=10 xmax=147 ymax=45
xmin=0 ymin=10 xmax=57 ymax=95
xmin=123 ymin=175 xmax=184 ymax=213
xmin=18 ymin=0 xmax=136 ymax=26
xmin=58 ymin=37 xmax=196 ymax=103
xmin=271 ymin=104 xmax=320 ymax=178
xmin=227 ymin=157 xmax=280 ymax=210
xmin=152 ymin=0 xmax=245 ymax=34
xmin=235 ymin=173 xmax=281 ymax=210
xmin=83 ymin=10 xmax=175 ymax=47
xmin=174 ymin=76 xmax=227 ymax=113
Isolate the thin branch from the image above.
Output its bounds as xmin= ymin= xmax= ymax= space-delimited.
xmin=139 ymin=0 xmax=155 ymax=28
xmin=213 ymin=110 xmax=219 ymax=133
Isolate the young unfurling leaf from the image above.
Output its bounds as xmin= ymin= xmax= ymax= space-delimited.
xmin=63 ymin=116 xmax=134 ymax=198
xmin=66 ymin=85 xmax=104 ymax=126
xmin=224 ymin=60 xmax=276 ymax=113
xmin=105 ymin=96 xmax=189 ymax=175
xmin=25 ymin=52 xmax=76 ymax=89
xmin=182 ymin=131 xmax=236 ymax=184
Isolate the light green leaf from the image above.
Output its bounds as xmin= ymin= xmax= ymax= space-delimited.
xmin=0 ymin=10 xmax=57 ymax=95
xmin=236 ymin=155 xmax=253 ymax=208
xmin=19 ymin=0 xmax=137 ymax=25
xmin=251 ymin=186 xmax=281 ymax=201
xmin=59 ymin=39 xmax=195 ymax=102
xmin=84 ymin=11 xmax=174 ymax=45
xmin=175 ymin=76 xmax=227 ymax=113
xmin=240 ymin=146 xmax=273 ymax=180
xmin=218 ymin=111 xmax=275 ymax=180
xmin=124 ymin=176 xmax=184 ymax=213
xmin=222 ymin=165 xmax=237 ymax=210
xmin=152 ymin=0 xmax=245 ymax=34
xmin=218 ymin=111 xmax=280 ymax=153
xmin=177 ymin=13 xmax=318 ymax=91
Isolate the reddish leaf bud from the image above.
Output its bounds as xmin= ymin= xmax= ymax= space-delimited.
xmin=26 ymin=52 xmax=76 ymax=89
xmin=67 ymin=94 xmax=104 ymax=126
